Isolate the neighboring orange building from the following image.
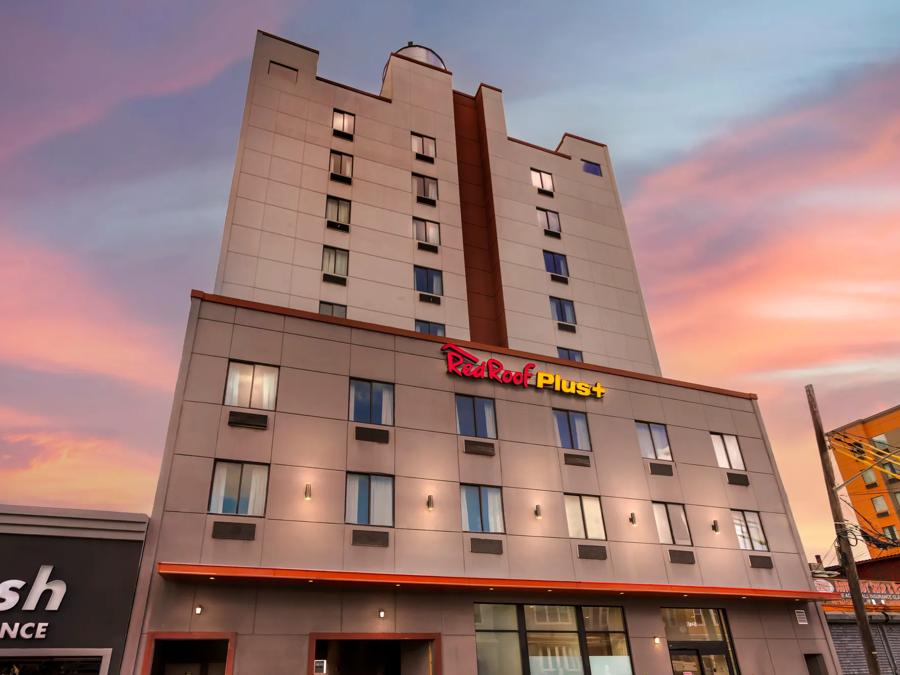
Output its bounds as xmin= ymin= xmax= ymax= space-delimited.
xmin=831 ymin=403 xmax=900 ymax=557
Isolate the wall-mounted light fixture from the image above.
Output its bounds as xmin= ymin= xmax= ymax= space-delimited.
xmin=534 ymin=504 xmax=542 ymax=520
xmin=653 ymin=636 xmax=661 ymax=645
xmin=378 ymin=609 xmax=386 ymax=619
xmin=711 ymin=519 xmax=720 ymax=533
xmin=304 ymin=483 xmax=312 ymax=501
xmin=426 ymin=494 xmax=434 ymax=511
xmin=628 ymin=512 xmax=637 ymax=525
xmin=194 ymin=605 xmax=203 ymax=615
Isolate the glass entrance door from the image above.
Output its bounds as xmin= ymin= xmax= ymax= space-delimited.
xmin=670 ymin=649 xmax=701 ymax=675
xmin=669 ymin=648 xmax=732 ymax=675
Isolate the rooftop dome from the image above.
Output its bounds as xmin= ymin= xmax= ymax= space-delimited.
xmin=394 ymin=42 xmax=447 ymax=70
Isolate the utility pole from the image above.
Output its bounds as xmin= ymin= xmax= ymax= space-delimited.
xmin=807 ymin=384 xmax=881 ymax=674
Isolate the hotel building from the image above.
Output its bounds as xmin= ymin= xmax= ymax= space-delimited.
xmin=120 ymin=32 xmax=839 ymax=675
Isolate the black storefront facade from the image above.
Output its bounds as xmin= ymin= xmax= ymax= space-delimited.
xmin=0 ymin=505 xmax=146 ymax=675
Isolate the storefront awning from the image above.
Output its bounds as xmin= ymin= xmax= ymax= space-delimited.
xmin=158 ymin=563 xmax=838 ymax=602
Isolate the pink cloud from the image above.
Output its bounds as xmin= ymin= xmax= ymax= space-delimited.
xmin=0 ymin=428 xmax=158 ymax=512
xmin=1 ymin=226 xmax=179 ymax=389
xmin=0 ymin=1 xmax=293 ymax=163
xmin=626 ymin=60 xmax=900 ymax=559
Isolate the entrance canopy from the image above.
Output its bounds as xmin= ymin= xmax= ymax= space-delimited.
xmin=158 ymin=563 xmax=837 ymax=602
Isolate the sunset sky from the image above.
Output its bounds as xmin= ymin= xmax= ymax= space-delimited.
xmin=2 ymin=1 xmax=898 ymax=562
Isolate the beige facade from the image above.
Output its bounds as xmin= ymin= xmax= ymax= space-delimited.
xmin=216 ymin=34 xmax=470 ymax=339
xmin=122 ymin=32 xmax=840 ymax=675
xmin=214 ymin=32 xmax=659 ymax=374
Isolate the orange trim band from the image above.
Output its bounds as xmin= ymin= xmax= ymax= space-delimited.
xmin=158 ymin=562 xmax=837 ymax=601
xmin=190 ymin=290 xmax=758 ymax=400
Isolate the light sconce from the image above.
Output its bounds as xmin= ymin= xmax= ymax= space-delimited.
xmin=378 ymin=609 xmax=386 ymax=619
xmin=711 ymin=519 xmax=720 ymax=533
xmin=534 ymin=504 xmax=543 ymax=520
xmin=426 ymin=495 xmax=435 ymax=511
xmin=194 ymin=605 xmax=203 ymax=615
xmin=304 ymin=483 xmax=312 ymax=501
xmin=628 ymin=512 xmax=637 ymax=526
xmin=653 ymin=636 xmax=661 ymax=645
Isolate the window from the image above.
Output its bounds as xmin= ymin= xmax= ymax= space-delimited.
xmin=461 ymin=484 xmax=504 ymax=533
xmin=474 ymin=604 xmax=523 ymax=675
xmin=582 ymin=159 xmax=602 ymax=176
xmin=329 ymin=150 xmax=353 ymax=178
xmin=224 ymin=361 xmax=279 ymax=410
xmin=862 ymin=467 xmax=878 ymax=487
xmin=456 ymin=395 xmax=497 ymax=439
xmin=653 ymin=502 xmax=692 ymax=546
xmin=885 ymin=525 xmax=898 ymax=541
xmin=325 ymin=196 xmax=351 ymax=225
xmin=414 ymin=265 xmax=443 ymax=295
xmin=474 ymin=604 xmax=632 ymax=675
xmin=710 ymin=432 xmax=745 ymax=470
xmin=414 ymin=217 xmax=440 ymax=245
xmin=411 ymin=132 xmax=436 ymax=159
xmin=543 ymin=251 xmax=569 ymax=277
xmin=557 ymin=347 xmax=583 ymax=362
xmin=565 ymin=495 xmax=606 ymax=539
xmin=345 ymin=473 xmax=393 ymax=526
xmin=550 ymin=297 xmax=576 ymax=324
xmin=731 ymin=510 xmax=768 ymax=551
xmin=349 ymin=379 xmax=394 ymax=425
xmin=209 ymin=461 xmax=268 ymax=516
xmin=554 ymin=409 xmax=591 ymax=451
xmin=883 ymin=460 xmax=900 ymax=483
xmin=530 ymin=168 xmax=554 ymax=194
xmin=415 ymin=320 xmax=445 ymax=336
xmin=319 ymin=301 xmax=347 ymax=318
xmin=636 ymin=421 xmax=672 ymax=461
xmin=536 ymin=207 xmax=561 ymax=233
xmin=332 ymin=109 xmax=355 ymax=137
xmin=873 ymin=495 xmax=889 ymax=516
xmin=413 ymin=174 xmax=438 ymax=202
xmin=322 ymin=246 xmax=349 ymax=276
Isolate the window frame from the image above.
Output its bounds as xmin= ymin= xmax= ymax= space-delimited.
xmin=460 ymin=483 xmax=506 ymax=533
xmin=581 ymin=159 xmax=602 ymax=176
xmin=474 ymin=603 xmax=634 ymax=675
xmin=873 ymin=495 xmax=890 ymax=517
xmin=530 ymin=168 xmax=554 ymax=194
xmin=413 ymin=217 xmax=441 ymax=245
xmin=415 ymin=319 xmax=446 ymax=336
xmin=223 ymin=360 xmax=280 ymax=411
xmin=543 ymin=250 xmax=569 ymax=277
xmin=564 ymin=494 xmax=607 ymax=540
xmin=537 ymin=207 xmax=562 ymax=233
xmin=325 ymin=196 xmax=351 ymax=225
xmin=731 ymin=509 xmax=769 ymax=551
xmin=862 ymin=467 xmax=878 ymax=487
xmin=553 ymin=409 xmax=592 ymax=451
xmin=349 ymin=378 xmax=395 ymax=426
xmin=345 ymin=472 xmax=395 ymax=527
xmin=208 ymin=459 xmax=270 ymax=517
xmin=652 ymin=501 xmax=693 ymax=546
xmin=322 ymin=245 xmax=349 ymax=277
xmin=329 ymin=150 xmax=353 ymax=178
xmin=636 ymin=421 xmax=673 ymax=461
xmin=414 ymin=265 xmax=443 ymax=296
xmin=550 ymin=296 xmax=577 ymax=325
xmin=412 ymin=173 xmax=439 ymax=202
xmin=411 ymin=132 xmax=436 ymax=159
xmin=319 ymin=301 xmax=347 ymax=318
xmin=557 ymin=347 xmax=583 ymax=362
xmin=332 ymin=108 xmax=355 ymax=136
xmin=710 ymin=432 xmax=745 ymax=470
xmin=455 ymin=394 xmax=497 ymax=439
